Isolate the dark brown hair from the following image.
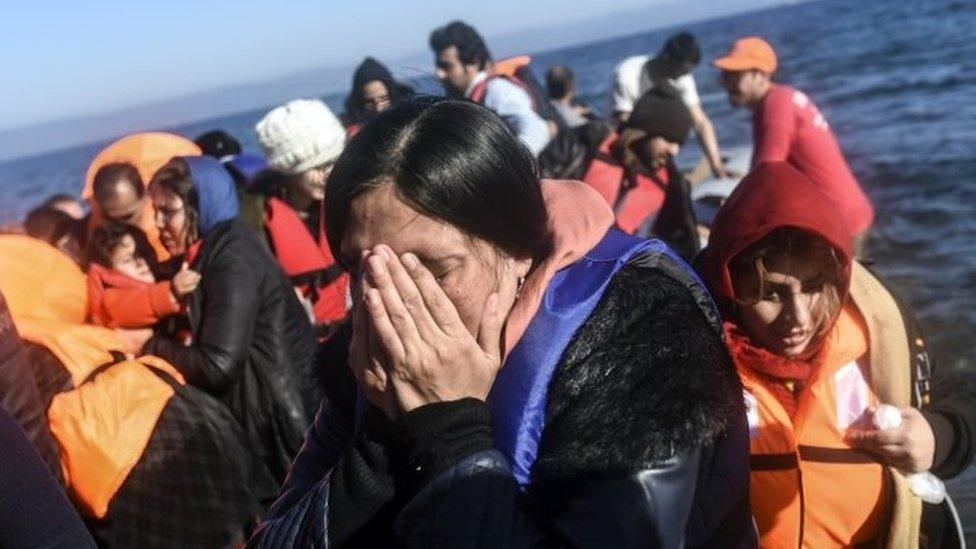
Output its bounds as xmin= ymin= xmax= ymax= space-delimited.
xmin=87 ymin=221 xmax=155 ymax=270
xmin=730 ymin=227 xmax=845 ymax=332
xmin=325 ymin=98 xmax=548 ymax=267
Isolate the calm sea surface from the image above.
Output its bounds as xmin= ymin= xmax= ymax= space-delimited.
xmin=1 ymin=0 xmax=974 ymax=535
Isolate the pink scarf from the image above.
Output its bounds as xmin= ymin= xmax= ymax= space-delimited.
xmin=502 ymin=179 xmax=615 ymax=355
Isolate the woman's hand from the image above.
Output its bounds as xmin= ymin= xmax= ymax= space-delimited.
xmin=171 ymin=262 xmax=202 ymax=299
xmin=358 ymin=245 xmax=503 ymax=417
xmin=846 ymin=407 xmax=936 ymax=473
xmin=349 ymin=274 xmax=398 ymax=418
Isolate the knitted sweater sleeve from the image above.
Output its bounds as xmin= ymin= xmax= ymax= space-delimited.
xmin=392 ymin=262 xmax=751 ymax=548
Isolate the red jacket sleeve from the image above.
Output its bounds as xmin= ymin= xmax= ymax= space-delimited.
xmin=97 ymin=281 xmax=179 ymax=329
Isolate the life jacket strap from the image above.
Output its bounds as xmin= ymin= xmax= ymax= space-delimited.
xmin=798 ymin=445 xmax=880 ymax=464
xmin=751 ymin=445 xmax=881 ymax=471
xmin=751 ymin=453 xmax=798 ymax=471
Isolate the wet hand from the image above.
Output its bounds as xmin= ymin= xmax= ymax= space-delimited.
xmin=172 ymin=262 xmax=201 ymax=299
xmin=360 ymin=245 xmax=503 ymax=416
xmin=846 ymin=407 xmax=936 ymax=473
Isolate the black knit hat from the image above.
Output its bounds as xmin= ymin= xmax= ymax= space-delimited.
xmin=194 ymin=130 xmax=242 ymax=159
xmin=625 ymin=91 xmax=693 ymax=144
xmin=352 ymin=57 xmax=394 ymax=90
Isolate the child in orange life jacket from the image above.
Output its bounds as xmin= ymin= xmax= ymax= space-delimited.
xmin=86 ymin=222 xmax=200 ymax=329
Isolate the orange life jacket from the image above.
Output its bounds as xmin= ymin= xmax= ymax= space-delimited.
xmin=0 ymin=235 xmax=88 ymax=326
xmin=740 ymin=303 xmax=889 ymax=548
xmin=469 ymin=73 xmax=538 ymax=111
xmin=264 ymin=197 xmax=348 ymax=325
xmin=0 ymin=236 xmax=182 ymax=518
xmin=492 ymin=55 xmax=531 ymax=77
xmin=581 ymin=133 xmax=668 ymax=234
xmin=469 ymin=55 xmax=540 ymax=110
xmin=48 ymin=354 xmax=184 ymax=519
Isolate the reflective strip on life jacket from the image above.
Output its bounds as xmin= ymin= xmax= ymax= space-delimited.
xmin=488 ymin=229 xmax=705 ymax=485
xmin=741 ymin=304 xmax=888 ymax=548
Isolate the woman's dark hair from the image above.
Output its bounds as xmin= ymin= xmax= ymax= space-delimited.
xmin=659 ymin=32 xmax=701 ymax=66
xmin=87 ymin=221 xmax=155 ymax=270
xmin=325 ymin=97 xmax=548 ymax=266
xmin=429 ymin=21 xmax=491 ymax=69
xmin=93 ymin=162 xmax=143 ymax=203
xmin=545 ymin=65 xmax=575 ymax=100
xmin=149 ymin=158 xmax=200 ymax=241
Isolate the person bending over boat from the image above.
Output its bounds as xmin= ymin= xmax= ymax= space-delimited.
xmin=251 ymin=98 xmax=754 ymax=548
xmin=701 ymin=162 xmax=975 ymax=548
xmin=581 ymin=91 xmax=698 ymax=257
xmin=612 ymin=32 xmax=731 ymax=179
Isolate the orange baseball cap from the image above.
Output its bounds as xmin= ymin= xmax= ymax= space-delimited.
xmin=713 ymin=37 xmax=777 ymax=74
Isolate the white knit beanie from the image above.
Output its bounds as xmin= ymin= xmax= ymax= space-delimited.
xmin=255 ymin=99 xmax=346 ymax=175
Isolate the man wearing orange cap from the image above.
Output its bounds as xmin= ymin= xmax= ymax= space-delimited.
xmin=714 ymin=36 xmax=874 ymax=251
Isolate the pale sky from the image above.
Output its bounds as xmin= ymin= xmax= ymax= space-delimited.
xmin=1 ymin=0 xmax=673 ymax=130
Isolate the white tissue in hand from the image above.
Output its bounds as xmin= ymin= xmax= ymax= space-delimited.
xmin=907 ymin=472 xmax=946 ymax=504
xmin=871 ymin=405 xmax=946 ymax=504
xmin=872 ymin=404 xmax=903 ymax=430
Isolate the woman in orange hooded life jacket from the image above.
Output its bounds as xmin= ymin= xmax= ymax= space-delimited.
xmin=701 ymin=162 xmax=975 ymax=548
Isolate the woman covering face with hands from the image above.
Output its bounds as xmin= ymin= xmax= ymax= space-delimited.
xmin=251 ymin=98 xmax=753 ymax=548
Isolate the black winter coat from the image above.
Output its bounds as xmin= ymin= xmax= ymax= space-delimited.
xmin=0 ymin=406 xmax=95 ymax=549
xmin=251 ymin=249 xmax=756 ymax=548
xmin=0 ymin=290 xmax=62 ymax=481
xmin=144 ymin=219 xmax=318 ymax=481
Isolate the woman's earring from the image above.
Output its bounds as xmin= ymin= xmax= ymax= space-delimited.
xmin=515 ymin=276 xmax=526 ymax=299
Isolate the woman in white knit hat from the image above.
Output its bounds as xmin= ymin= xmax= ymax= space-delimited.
xmin=253 ymin=99 xmax=350 ymax=339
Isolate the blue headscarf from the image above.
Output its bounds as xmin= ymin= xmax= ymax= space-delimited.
xmin=182 ymin=155 xmax=240 ymax=236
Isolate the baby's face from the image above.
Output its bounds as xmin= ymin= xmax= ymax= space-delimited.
xmin=111 ymin=234 xmax=155 ymax=284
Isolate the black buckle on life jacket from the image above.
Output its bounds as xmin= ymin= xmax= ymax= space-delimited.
xmin=914 ymin=344 xmax=932 ymax=406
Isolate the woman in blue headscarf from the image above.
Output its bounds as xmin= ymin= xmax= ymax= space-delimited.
xmin=140 ymin=156 xmax=318 ymax=482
